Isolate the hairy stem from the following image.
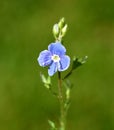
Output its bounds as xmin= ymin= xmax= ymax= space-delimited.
xmin=58 ymin=71 xmax=66 ymax=130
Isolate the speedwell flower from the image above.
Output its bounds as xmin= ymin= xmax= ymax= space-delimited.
xmin=38 ymin=42 xmax=70 ymax=76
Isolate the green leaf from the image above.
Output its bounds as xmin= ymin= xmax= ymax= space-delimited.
xmin=40 ymin=73 xmax=51 ymax=89
xmin=40 ymin=73 xmax=58 ymax=97
xmin=47 ymin=76 xmax=51 ymax=84
xmin=40 ymin=73 xmax=47 ymax=84
xmin=63 ymin=56 xmax=88 ymax=79
xmin=72 ymin=56 xmax=88 ymax=70
xmin=48 ymin=120 xmax=57 ymax=130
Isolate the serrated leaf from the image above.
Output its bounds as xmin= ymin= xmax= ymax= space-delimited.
xmin=78 ymin=55 xmax=88 ymax=64
xmin=63 ymin=56 xmax=88 ymax=79
xmin=72 ymin=56 xmax=88 ymax=70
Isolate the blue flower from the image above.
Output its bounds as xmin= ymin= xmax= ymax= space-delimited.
xmin=38 ymin=42 xmax=70 ymax=76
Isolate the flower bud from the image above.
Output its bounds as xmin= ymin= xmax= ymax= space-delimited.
xmin=52 ymin=24 xmax=60 ymax=38
xmin=61 ymin=24 xmax=68 ymax=37
xmin=58 ymin=17 xmax=65 ymax=29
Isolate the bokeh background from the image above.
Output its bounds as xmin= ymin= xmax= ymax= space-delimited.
xmin=0 ymin=0 xmax=114 ymax=129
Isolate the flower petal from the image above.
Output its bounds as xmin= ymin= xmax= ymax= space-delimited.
xmin=48 ymin=42 xmax=66 ymax=56
xmin=38 ymin=50 xmax=52 ymax=67
xmin=48 ymin=62 xmax=57 ymax=76
xmin=58 ymin=55 xmax=70 ymax=71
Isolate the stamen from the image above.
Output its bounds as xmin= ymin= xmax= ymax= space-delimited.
xmin=52 ymin=54 xmax=60 ymax=62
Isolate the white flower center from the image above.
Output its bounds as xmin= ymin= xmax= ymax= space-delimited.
xmin=52 ymin=54 xmax=60 ymax=62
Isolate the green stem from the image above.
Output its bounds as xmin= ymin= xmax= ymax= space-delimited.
xmin=58 ymin=71 xmax=66 ymax=130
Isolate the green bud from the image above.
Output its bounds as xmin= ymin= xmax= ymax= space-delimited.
xmin=61 ymin=24 xmax=68 ymax=37
xmin=52 ymin=24 xmax=60 ymax=38
xmin=58 ymin=17 xmax=65 ymax=29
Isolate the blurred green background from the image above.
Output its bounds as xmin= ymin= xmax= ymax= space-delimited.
xmin=0 ymin=0 xmax=114 ymax=129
